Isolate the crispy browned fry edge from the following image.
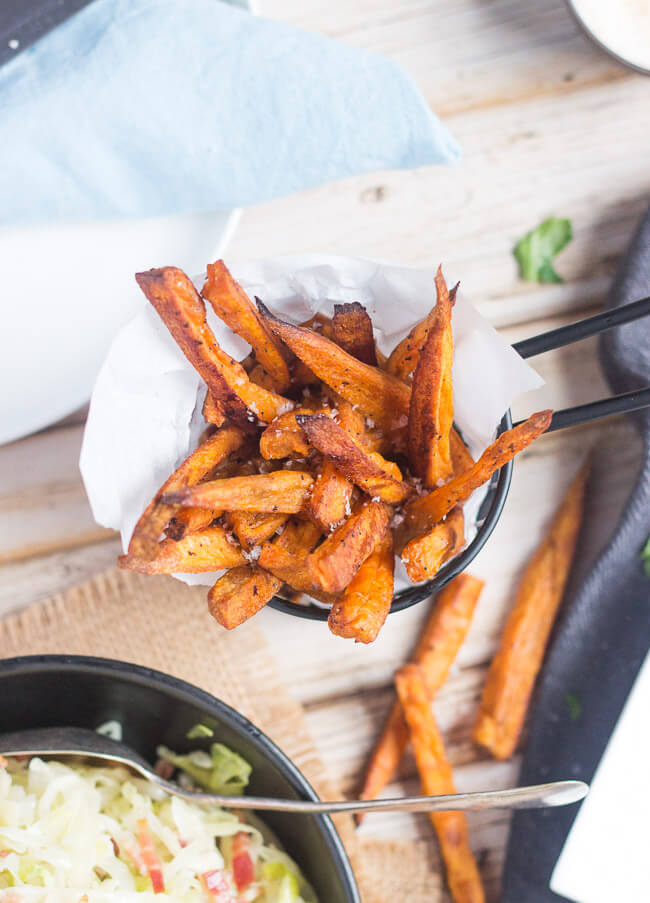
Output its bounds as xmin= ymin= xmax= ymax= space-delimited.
xmin=227 ymin=511 xmax=289 ymax=550
xmin=297 ymin=414 xmax=412 ymax=505
xmin=127 ymin=425 xmax=246 ymax=559
xmin=202 ymin=392 xmax=225 ymax=426
xmin=258 ymin=519 xmax=337 ymax=603
xmin=331 ymin=302 xmax=377 ymax=365
xmin=386 ymin=277 xmax=459 ymax=382
xmin=208 ymin=565 xmax=283 ymax=629
xmin=328 ymin=532 xmax=394 ymax=644
xmin=202 ymin=260 xmax=290 ymax=391
xmin=257 ymin=300 xmax=410 ymax=431
xmin=136 ymin=268 xmax=292 ymax=428
xmin=306 ymin=458 xmax=354 ymax=532
xmin=408 ymin=268 xmax=454 ymax=487
xmin=166 ymin=507 xmax=220 ymax=541
xmin=400 ymin=507 xmax=465 ymax=583
xmin=405 ymin=410 xmax=553 ymax=535
xmin=259 ymin=407 xmax=320 ymax=460
xmin=395 ymin=665 xmax=485 ymax=903
xmin=474 ymin=463 xmax=589 ymax=760
xmin=450 ymin=428 xmax=474 ymax=475
xmin=119 ymin=525 xmax=245 ymax=574
xmin=308 ymin=500 xmax=390 ymax=594
xmin=162 ymin=471 xmax=314 ymax=514
xmin=358 ymin=574 xmax=484 ymax=813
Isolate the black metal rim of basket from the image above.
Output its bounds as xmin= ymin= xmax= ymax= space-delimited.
xmin=267 ymin=411 xmax=513 ymax=621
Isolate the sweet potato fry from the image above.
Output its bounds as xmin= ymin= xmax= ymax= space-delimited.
xmin=165 ymin=507 xmax=220 ymax=541
xmin=257 ymin=300 xmax=410 ymax=432
xmin=308 ymin=500 xmax=390 ymax=594
xmin=227 ymin=511 xmax=289 ymax=550
xmin=408 ymin=268 xmax=454 ymax=487
xmin=331 ymin=302 xmax=377 ymax=365
xmin=136 ymin=268 xmax=292 ymax=429
xmin=127 ymin=425 xmax=246 ymax=559
xmin=386 ymin=274 xmax=459 ymax=382
xmin=119 ymin=525 xmax=245 ymax=574
xmin=328 ymin=533 xmax=394 ymax=643
xmin=297 ymin=414 xmax=412 ymax=505
xmin=162 ymin=471 xmax=314 ymax=514
xmin=202 ymin=260 xmax=290 ymax=391
xmin=450 ymin=429 xmax=474 ymax=475
xmin=248 ymin=363 xmax=284 ymax=394
xmin=400 ymin=507 xmax=465 ymax=583
xmin=307 ymin=458 xmax=354 ymax=532
xmin=202 ymin=392 xmax=225 ymax=426
xmin=207 ymin=565 xmax=282 ymax=629
xmin=359 ymin=574 xmax=484 ymax=810
xmin=395 ymin=665 xmax=485 ymax=903
xmin=259 ymin=407 xmax=321 ymax=460
xmin=405 ymin=411 xmax=553 ymax=535
xmin=473 ymin=463 xmax=589 ymax=760
xmin=258 ymin=519 xmax=336 ymax=603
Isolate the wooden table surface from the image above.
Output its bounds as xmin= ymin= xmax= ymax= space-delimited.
xmin=1 ymin=2 xmax=647 ymax=899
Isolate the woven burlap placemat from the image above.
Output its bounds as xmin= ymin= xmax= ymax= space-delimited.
xmin=0 ymin=569 xmax=445 ymax=902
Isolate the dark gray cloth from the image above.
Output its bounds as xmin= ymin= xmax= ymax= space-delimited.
xmin=502 ymin=208 xmax=650 ymax=902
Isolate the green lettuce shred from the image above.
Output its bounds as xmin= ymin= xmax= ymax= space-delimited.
xmin=157 ymin=742 xmax=251 ymax=795
xmin=186 ymin=723 xmax=214 ymax=739
xmin=263 ymin=861 xmax=300 ymax=903
xmin=641 ymin=535 xmax=650 ymax=578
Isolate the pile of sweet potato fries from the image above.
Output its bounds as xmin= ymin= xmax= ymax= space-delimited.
xmin=119 ymin=260 xmax=552 ymax=642
xmin=358 ymin=463 xmax=589 ymax=902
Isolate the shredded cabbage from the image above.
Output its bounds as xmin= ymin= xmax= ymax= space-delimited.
xmin=156 ymin=745 xmax=251 ymax=796
xmin=0 ymin=755 xmax=316 ymax=903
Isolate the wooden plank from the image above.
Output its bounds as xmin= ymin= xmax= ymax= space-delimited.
xmin=261 ymin=0 xmax=629 ymax=116
xmin=0 ymin=424 xmax=114 ymax=565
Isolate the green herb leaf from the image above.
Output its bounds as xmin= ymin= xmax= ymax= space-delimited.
xmin=565 ymin=693 xmax=582 ymax=721
xmin=186 ymin=723 xmax=214 ymax=739
xmin=641 ymin=536 xmax=650 ymax=578
xmin=157 ymin=742 xmax=251 ymax=795
xmin=514 ymin=217 xmax=572 ymax=284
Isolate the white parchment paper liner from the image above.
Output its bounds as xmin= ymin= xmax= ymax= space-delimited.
xmin=80 ymin=255 xmax=543 ymax=594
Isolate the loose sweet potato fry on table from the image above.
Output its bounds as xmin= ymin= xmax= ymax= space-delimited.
xmin=359 ymin=574 xmax=484 ymax=810
xmin=297 ymin=414 xmax=412 ymax=505
xmin=408 ymin=268 xmax=455 ymax=487
xmin=257 ymin=301 xmax=410 ymax=432
xmin=136 ymin=268 xmax=292 ymax=429
xmin=307 ymin=458 xmax=354 ymax=532
xmin=227 ymin=511 xmax=289 ymax=550
xmin=308 ymin=500 xmax=390 ymax=594
xmin=165 ymin=507 xmax=220 ymax=541
xmin=127 ymin=425 xmax=246 ymax=560
xmin=202 ymin=260 xmax=290 ymax=391
xmin=119 ymin=525 xmax=245 ymax=574
xmin=331 ymin=302 xmax=377 ymax=365
xmin=400 ymin=507 xmax=465 ymax=582
xmin=404 ymin=410 xmax=553 ymax=536
xmin=208 ymin=565 xmax=283 ymax=629
xmin=162 ymin=471 xmax=314 ymax=514
xmin=328 ymin=532 xmax=394 ymax=643
xmin=395 ymin=665 xmax=485 ymax=903
xmin=473 ymin=463 xmax=589 ymax=760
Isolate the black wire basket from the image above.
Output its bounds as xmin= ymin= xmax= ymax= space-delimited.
xmin=268 ymin=412 xmax=513 ymax=620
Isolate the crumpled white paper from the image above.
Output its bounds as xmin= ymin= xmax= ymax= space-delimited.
xmin=80 ymin=255 xmax=543 ymax=591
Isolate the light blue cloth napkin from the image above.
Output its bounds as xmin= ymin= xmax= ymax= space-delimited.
xmin=0 ymin=0 xmax=459 ymax=225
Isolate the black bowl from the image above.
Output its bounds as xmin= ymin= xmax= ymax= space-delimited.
xmin=268 ymin=411 xmax=513 ymax=620
xmin=0 ymin=655 xmax=360 ymax=903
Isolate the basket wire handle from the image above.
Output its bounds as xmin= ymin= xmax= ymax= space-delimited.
xmin=512 ymin=295 xmax=650 ymax=430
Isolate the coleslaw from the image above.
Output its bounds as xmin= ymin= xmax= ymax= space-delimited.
xmin=0 ymin=745 xmax=316 ymax=903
